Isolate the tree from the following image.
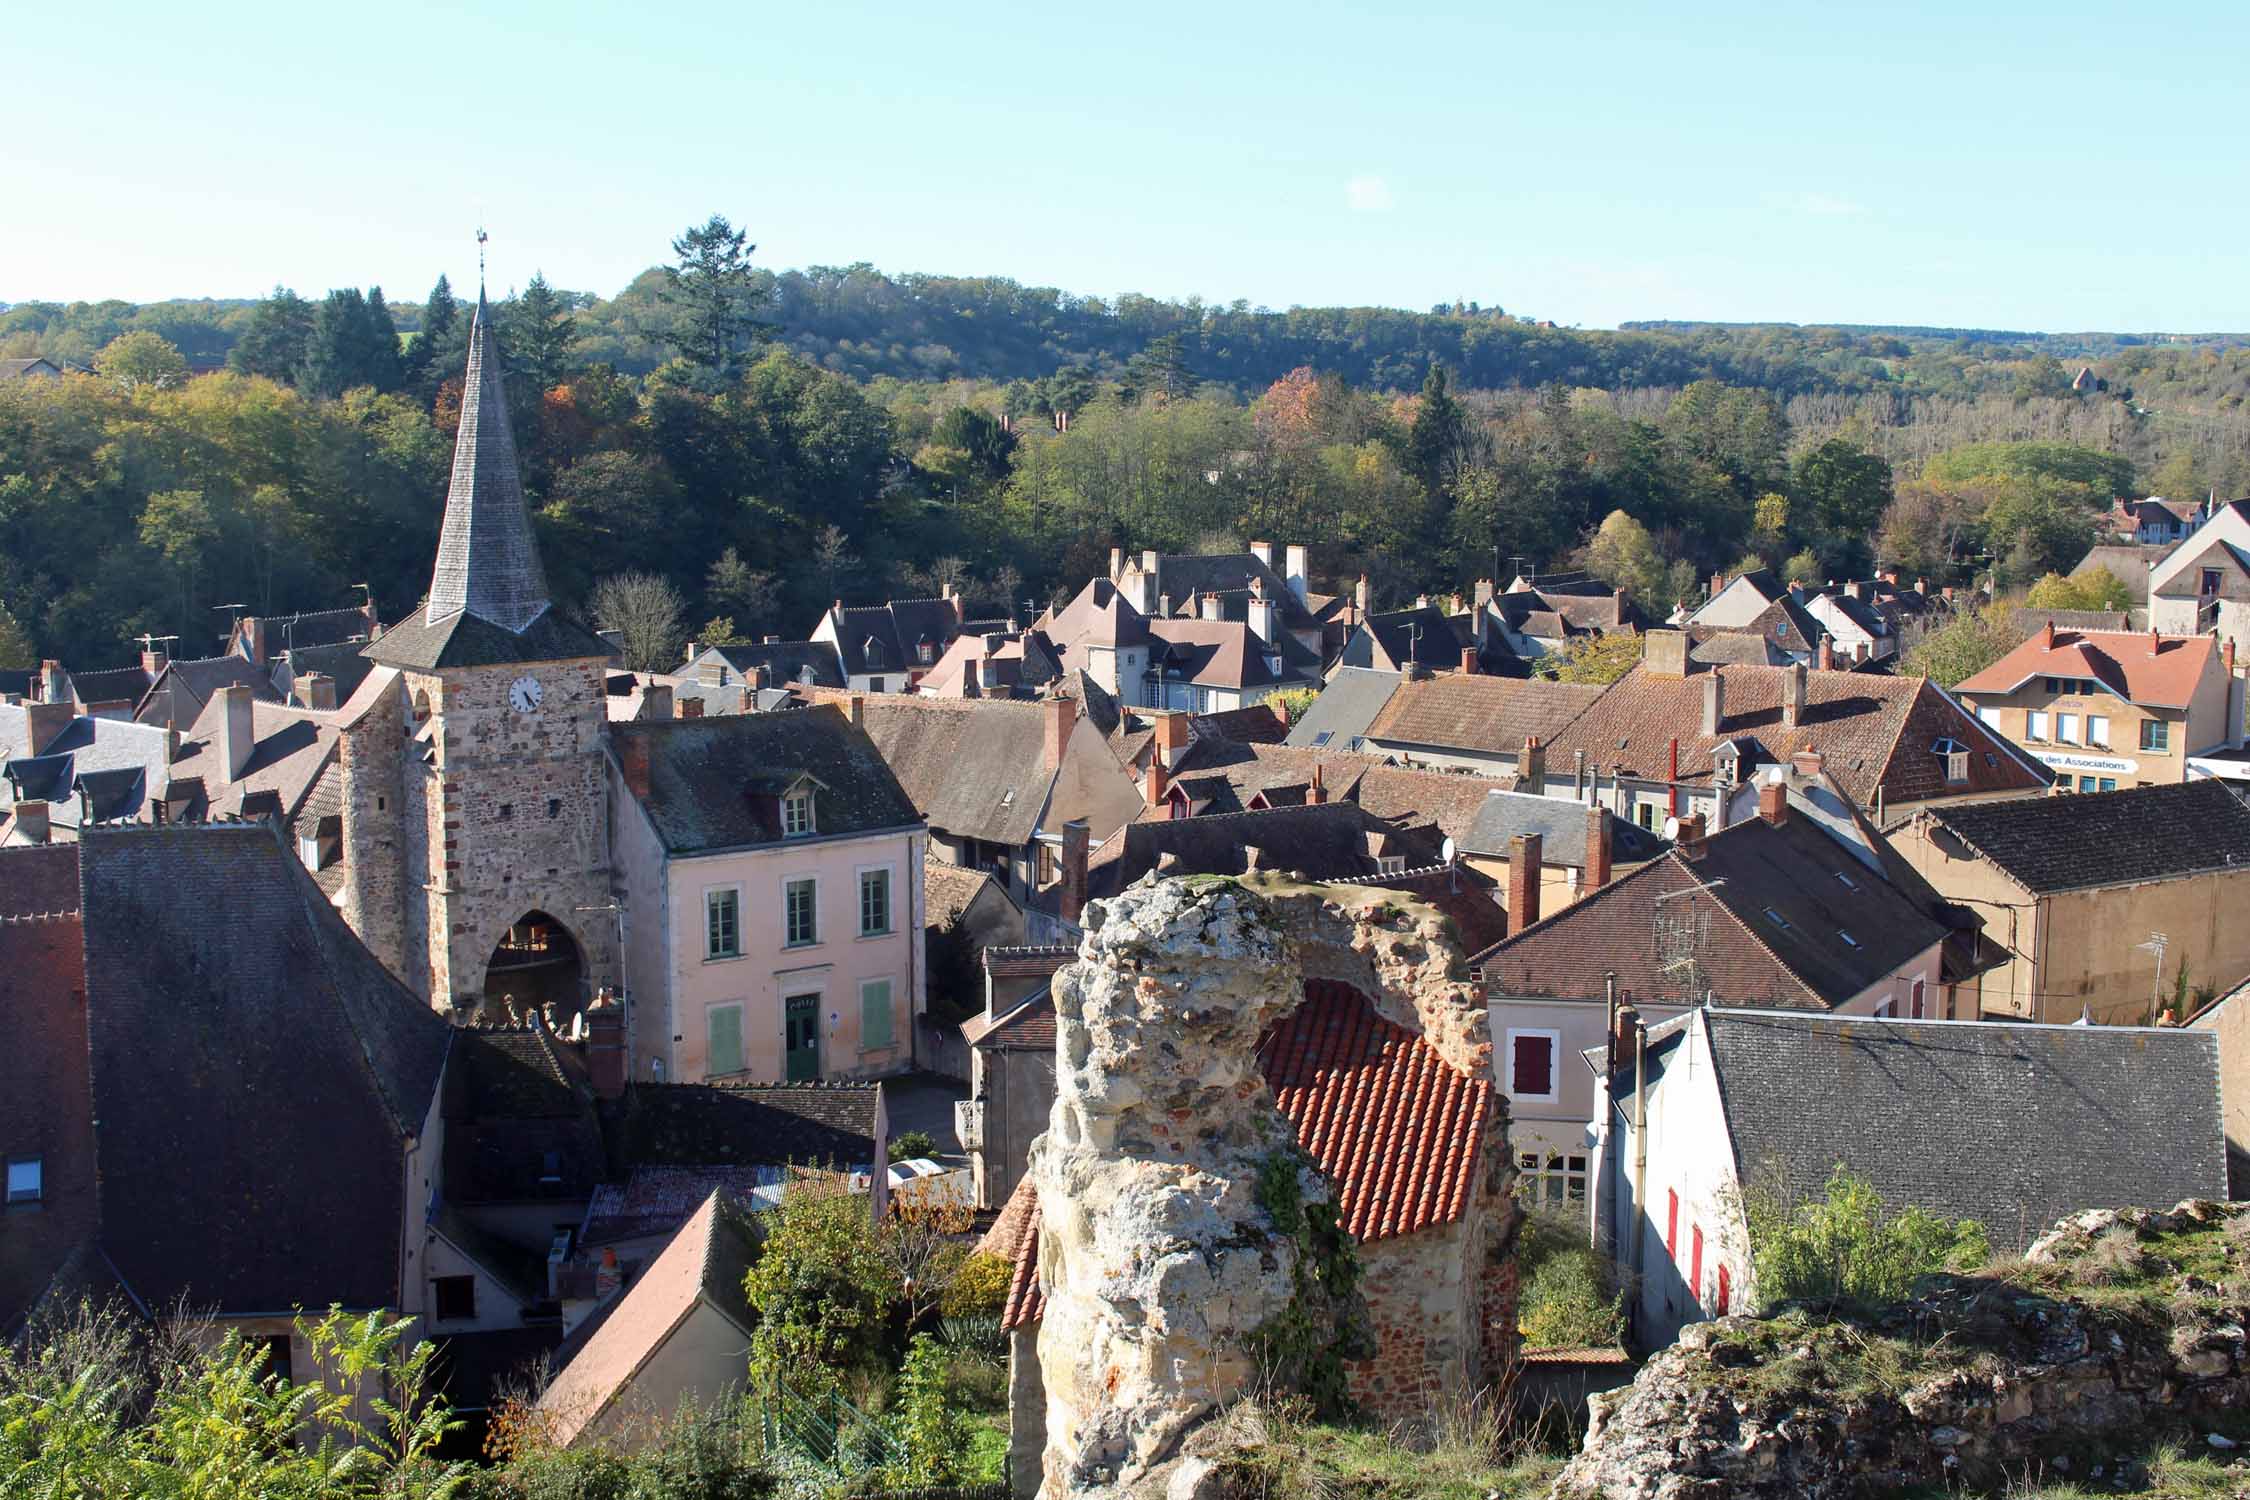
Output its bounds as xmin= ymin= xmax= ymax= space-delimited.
xmin=95 ymin=330 xmax=188 ymax=392
xmin=1123 ymin=332 xmax=1196 ymax=404
xmin=509 ymin=272 xmax=579 ymax=394
xmin=1900 ymin=600 xmax=2024 ymax=687
xmin=1582 ymin=509 xmax=1668 ymax=602
xmin=0 ymin=601 xmax=33 ymax=667
xmin=1791 ymin=438 xmax=1893 ymax=550
xmin=228 ymin=286 xmax=315 ymax=381
xmin=1535 ymin=631 xmax=1644 ymax=686
xmin=591 ymin=570 xmax=686 ymax=670
xmin=1781 ymin=548 xmax=1824 ymax=587
xmin=2025 ymin=570 xmax=2130 ymax=613
xmin=403 ymin=275 xmax=463 ymax=402
xmin=744 ymin=1172 xmax=899 ymax=1395
xmin=662 ymin=214 xmax=773 ymax=377
xmin=705 ymin=545 xmax=779 ymax=626
xmin=812 ymin=524 xmax=859 ymax=601
xmin=1407 ymin=364 xmax=1467 ymax=496
xmin=299 ymin=288 xmax=401 ymax=398
xmin=1745 ymin=1165 xmax=1988 ymax=1313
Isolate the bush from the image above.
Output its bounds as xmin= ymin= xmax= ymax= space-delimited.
xmin=744 ymin=1171 xmax=901 ymax=1395
xmin=1515 ymin=1211 xmax=1626 ymax=1349
xmin=1746 ymin=1165 xmax=1989 ymax=1313
xmin=939 ymin=1253 xmax=1011 ymax=1320
xmin=889 ymin=1130 xmax=937 ymax=1163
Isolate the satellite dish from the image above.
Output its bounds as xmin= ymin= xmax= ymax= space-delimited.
xmin=1440 ymin=836 xmax=1455 ymax=862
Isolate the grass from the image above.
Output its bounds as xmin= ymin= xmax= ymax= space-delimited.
xmin=1994 ymin=1440 xmax=2250 ymax=1498
xmin=1202 ymin=1395 xmax=1568 ymax=1500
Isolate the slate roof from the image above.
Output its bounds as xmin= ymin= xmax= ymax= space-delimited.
xmin=994 ymin=977 xmax=1495 ymax=1323
xmin=1146 ymin=617 xmax=1320 ymax=690
xmin=62 ymin=663 xmax=155 ymax=708
xmin=600 ymin=1081 xmax=881 ymax=1176
xmin=689 ymin=640 xmax=846 ymax=690
xmin=1355 ymin=605 xmax=1466 ymax=672
xmin=166 ymin=697 xmax=337 ymax=825
xmin=1137 ymin=552 xmax=1320 ymax=629
xmin=0 ymin=706 xmax=174 ymax=833
xmin=1689 ymin=593 xmax=1829 ymax=655
xmin=1690 ymin=632 xmax=1791 ymax=666
xmin=364 ymin=601 xmax=615 ymax=671
xmin=850 ymin=697 xmax=1058 ymax=847
xmin=77 ymin=825 xmax=451 ymax=1313
xmin=0 ymin=842 xmax=79 ymax=915
xmin=1478 ymin=811 xmax=1949 ymax=1008
xmin=239 ymin=605 xmax=377 ymax=655
xmin=1920 ymin=780 xmax=2250 ymax=895
xmin=1363 ymin=674 xmax=1604 ymax=757
xmin=1165 ymin=739 xmax=1519 ymax=844
xmin=1039 ymin=578 xmax=1148 ymax=648
xmin=536 ymin=1193 xmax=756 ymax=1448
xmin=828 ymin=598 xmax=967 ymax=678
xmin=1956 ymin=628 xmax=2219 ymax=710
xmin=611 ymin=706 xmax=919 ymax=856
xmin=278 ymin=639 xmax=379 ymax=704
xmin=442 ymin=1026 xmax=607 ymax=1204
xmin=1690 ymin=1009 xmax=2226 ymax=1253
xmin=423 ymin=293 xmax=549 ymax=635
xmin=1542 ymin=662 xmax=2047 ymax=807
xmin=135 ymin=654 xmax=275 ymax=727
xmin=2006 ymin=608 xmax=2129 ymax=638
xmin=1460 ymin=790 xmax=1666 ymax=867
xmin=1285 ymin=667 xmax=1402 ymax=751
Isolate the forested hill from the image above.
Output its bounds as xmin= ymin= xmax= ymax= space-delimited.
xmin=10 ymin=264 xmax=2239 ymax=400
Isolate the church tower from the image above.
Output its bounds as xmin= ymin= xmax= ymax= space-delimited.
xmin=352 ymin=286 xmax=617 ymax=1018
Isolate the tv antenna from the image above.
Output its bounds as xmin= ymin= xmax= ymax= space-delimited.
xmin=1653 ymin=880 xmax=1724 ymax=994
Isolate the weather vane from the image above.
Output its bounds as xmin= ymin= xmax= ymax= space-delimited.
xmin=477 ymin=226 xmax=489 ymax=292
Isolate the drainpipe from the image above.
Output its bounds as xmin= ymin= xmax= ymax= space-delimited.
xmin=1631 ymin=1012 xmax=1649 ymax=1288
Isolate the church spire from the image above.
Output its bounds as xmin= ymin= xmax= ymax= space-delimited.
xmin=423 ymin=275 xmax=551 ymax=632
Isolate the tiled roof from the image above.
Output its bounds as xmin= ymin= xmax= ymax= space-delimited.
xmin=77 ymin=825 xmax=450 ymax=1313
xmin=1692 ymin=1009 xmax=2226 ymax=1254
xmin=0 ymin=843 xmax=79 ymax=916
xmin=1168 ymin=739 xmax=1519 ymax=844
xmin=611 ymin=706 xmax=920 ymax=855
xmin=1543 ymin=663 xmax=2046 ymax=807
xmin=963 ymin=990 xmax=1058 ymax=1052
xmin=1478 ymin=812 xmax=1949 ymax=1008
xmin=1955 ymin=628 xmax=2220 ymax=710
xmin=536 ymin=1193 xmax=756 ymax=1447
xmin=1689 ymin=633 xmax=1789 ymax=666
xmin=2006 ymin=608 xmax=2128 ymax=637
xmin=924 ymin=860 xmax=1003 ymax=928
xmin=1921 ymin=780 xmax=2250 ymax=895
xmin=1363 ymin=674 xmax=1603 ymax=757
xmin=602 ymin=1080 xmax=881 ymax=1175
xmin=1192 ymin=704 xmax=1288 ymax=744
xmin=848 ymin=696 xmax=1057 ymax=847
xmin=1285 ymin=668 xmax=1402 ymax=751
xmin=993 ymin=977 xmax=1495 ymax=1322
xmin=580 ymin=1164 xmax=785 ymax=1247
xmin=1088 ymin=803 xmax=1426 ymax=897
xmin=1459 ymin=790 xmax=1666 ymax=866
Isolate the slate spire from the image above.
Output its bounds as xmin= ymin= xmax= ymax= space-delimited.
xmin=424 ymin=288 xmax=550 ymax=632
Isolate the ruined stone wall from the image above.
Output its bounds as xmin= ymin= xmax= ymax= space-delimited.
xmin=337 ymin=678 xmax=410 ymax=987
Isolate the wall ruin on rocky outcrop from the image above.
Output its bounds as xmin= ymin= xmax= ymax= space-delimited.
xmin=1026 ymin=872 xmax=1515 ymax=1500
xmin=1553 ymin=1199 xmax=2250 ymax=1500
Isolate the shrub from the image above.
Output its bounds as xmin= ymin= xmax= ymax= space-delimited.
xmin=885 ymin=1334 xmax=971 ymax=1489
xmin=1746 ymin=1165 xmax=1988 ymax=1313
xmin=939 ymin=1253 xmax=1012 ymax=1320
xmin=889 ymin=1130 xmax=937 ymax=1163
xmin=1515 ymin=1211 xmax=1626 ymax=1349
xmin=744 ymin=1171 xmax=901 ymax=1395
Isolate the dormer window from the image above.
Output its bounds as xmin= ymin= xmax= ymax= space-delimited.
xmin=864 ymin=638 xmax=886 ymax=669
xmin=1932 ymin=738 xmax=1970 ymax=785
xmin=918 ymin=638 xmax=935 ymax=665
xmin=783 ymin=790 xmax=815 ymax=837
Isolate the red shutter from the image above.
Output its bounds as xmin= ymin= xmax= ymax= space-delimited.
xmin=1511 ymin=1034 xmax=1554 ymax=1096
xmin=1665 ymin=1189 xmax=1678 ymax=1258
xmin=1691 ymin=1224 xmax=1705 ymax=1305
xmin=1716 ymin=1264 xmax=1731 ymax=1315
xmin=1911 ymin=979 xmax=1927 ymax=1020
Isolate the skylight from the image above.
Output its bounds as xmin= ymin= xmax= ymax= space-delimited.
xmin=1764 ymin=908 xmax=1792 ymax=930
xmin=1834 ymin=871 xmax=1860 ymax=891
xmin=1838 ymin=931 xmax=1861 ymax=948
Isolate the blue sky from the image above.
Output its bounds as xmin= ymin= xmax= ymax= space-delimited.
xmin=14 ymin=1 xmax=2244 ymax=331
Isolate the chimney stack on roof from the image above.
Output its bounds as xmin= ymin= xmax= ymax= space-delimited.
xmin=1459 ymin=645 xmax=1479 ymax=676
xmin=1145 ymin=758 xmax=1172 ymax=818
xmin=1308 ymin=762 xmax=1326 ymax=805
xmin=848 ymin=693 xmax=866 ymax=728
xmin=217 ymin=683 xmax=255 ymax=784
xmin=1791 ymin=749 xmax=1825 ymax=779
xmin=1059 ymin=818 xmax=1091 ymax=926
xmin=2228 ymin=639 xmax=2239 ymax=675
xmin=1782 ymin=661 xmax=1807 ymax=729
xmin=1585 ymin=802 xmax=1612 ymax=889
xmin=1700 ymin=668 xmax=1725 ymax=737
xmin=641 ymin=682 xmax=674 ymax=721
xmin=1645 ymin=629 xmax=1690 ymax=680
xmin=1710 ymin=571 xmax=1725 ymax=600
xmin=1198 ymin=591 xmax=1224 ymax=622
xmin=1250 ymin=540 xmax=1275 ymax=568
xmin=1155 ymin=710 xmax=1191 ymax=768
xmin=295 ymin=672 xmax=337 ymax=711
xmin=39 ymin=660 xmax=66 ymax=704
xmin=1043 ymin=693 xmax=1076 ymax=771
xmin=2041 ymin=619 xmax=2057 ymax=648
xmin=1507 ymin=833 xmax=1544 ymax=936
xmin=1758 ymin=777 xmax=1789 ymax=827
xmin=1676 ymin=812 xmax=1707 ymax=859
xmin=2150 ymin=627 xmax=2162 ymax=656
xmin=1284 ymin=544 xmax=1309 ymax=605
xmin=750 ymin=664 xmax=773 ymax=692
xmin=23 ymin=700 xmax=73 ymax=756
xmin=1521 ymin=735 xmax=1547 ymax=787
xmin=1817 ymin=637 xmax=1834 ymax=671
xmin=11 ymin=800 xmax=49 ymax=845
xmin=1354 ymin=574 xmax=1371 ymax=619
xmin=681 ymin=697 xmax=704 ymax=719
xmin=1247 ymin=580 xmax=1277 ymax=646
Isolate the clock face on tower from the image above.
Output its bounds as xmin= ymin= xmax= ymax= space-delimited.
xmin=508 ymin=675 xmax=544 ymax=713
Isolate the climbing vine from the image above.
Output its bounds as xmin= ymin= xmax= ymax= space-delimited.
xmin=1246 ymin=1147 xmax=1374 ymax=1417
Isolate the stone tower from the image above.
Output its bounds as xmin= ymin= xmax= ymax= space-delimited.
xmin=347 ymin=289 xmax=617 ymax=1017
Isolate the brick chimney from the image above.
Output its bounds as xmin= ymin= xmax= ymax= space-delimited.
xmin=1585 ymin=803 xmax=1612 ymax=890
xmin=216 ymin=683 xmax=255 ymax=783
xmin=620 ymin=735 xmax=652 ymax=799
xmin=750 ymin=664 xmax=773 ymax=692
xmin=1507 ymin=833 xmax=1544 ymax=936
xmin=1459 ymin=645 xmax=1479 ymax=675
xmin=848 ymin=693 xmax=866 ymax=728
xmin=2149 ymin=627 xmax=2161 ymax=656
xmin=1676 ymin=813 xmax=1707 ymax=859
xmin=1059 ymin=818 xmax=1091 ymax=925
xmin=23 ymin=700 xmax=73 ymax=755
xmin=1817 ymin=637 xmax=1834 ymax=671
xmin=1308 ymin=762 xmax=1327 ymax=805
xmin=1710 ymin=571 xmax=1725 ymax=600
xmin=1781 ymin=661 xmax=1807 ymax=729
xmin=11 ymin=800 xmax=49 ymax=844
xmin=295 ymin=671 xmax=337 ymax=711
xmin=586 ymin=987 xmax=626 ymax=1099
xmin=1645 ymin=629 xmax=1690 ymax=679
xmin=1520 ymin=735 xmax=1547 ymax=786
xmin=1758 ymin=778 xmax=1789 ymax=826
xmin=2041 ymin=619 xmax=2056 ymax=648
xmin=1155 ymin=711 xmax=1191 ymax=769
xmin=141 ymin=643 xmax=168 ymax=676
xmin=1700 ymin=668 xmax=1725 ymax=736
xmin=39 ymin=660 xmax=66 ymax=704
xmin=1044 ymin=693 xmax=1077 ymax=769
xmin=1144 ymin=758 xmax=1172 ymax=818
xmin=1791 ymin=749 xmax=1825 ymax=779
xmin=642 ymin=682 xmax=674 ymax=721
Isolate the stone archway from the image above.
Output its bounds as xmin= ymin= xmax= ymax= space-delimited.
xmin=478 ymin=910 xmax=585 ymax=1026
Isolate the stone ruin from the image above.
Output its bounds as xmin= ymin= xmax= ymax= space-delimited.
xmin=1026 ymin=872 xmax=1516 ymax=1499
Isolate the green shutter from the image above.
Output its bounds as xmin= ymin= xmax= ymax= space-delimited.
xmin=708 ymin=1006 xmax=744 ymax=1077
xmin=861 ymin=980 xmax=894 ymax=1050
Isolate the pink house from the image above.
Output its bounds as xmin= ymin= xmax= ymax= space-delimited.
xmin=608 ymin=705 xmax=927 ymax=1084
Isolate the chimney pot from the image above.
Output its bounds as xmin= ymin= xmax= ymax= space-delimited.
xmin=1308 ymin=762 xmax=1327 ymax=805
xmin=1758 ymin=779 xmax=1789 ymax=826
xmin=1144 ymin=757 xmax=1172 ymax=818
xmin=1459 ymin=645 xmax=1479 ymax=676
xmin=1817 ymin=637 xmax=1834 ymax=672
xmin=296 ymin=671 xmax=337 ymax=711
xmin=1507 ymin=833 xmax=1544 ymax=935
xmin=848 ymin=693 xmax=866 ymax=728
xmin=1156 ymin=710 xmax=1191 ymax=767
xmin=1676 ymin=812 xmax=1707 ymax=858
xmin=1520 ymin=735 xmax=1546 ymax=787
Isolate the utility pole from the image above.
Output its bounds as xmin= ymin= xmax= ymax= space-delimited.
xmin=2137 ymin=932 xmax=2170 ymax=1026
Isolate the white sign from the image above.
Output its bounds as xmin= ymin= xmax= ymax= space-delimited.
xmin=2034 ymin=750 xmax=2137 ymax=776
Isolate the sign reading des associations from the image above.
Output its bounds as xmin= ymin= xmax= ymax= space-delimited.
xmin=2035 ymin=750 xmax=2138 ymax=776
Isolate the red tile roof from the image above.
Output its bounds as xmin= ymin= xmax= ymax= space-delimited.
xmin=989 ymin=979 xmax=1494 ymax=1322
xmin=1955 ymin=627 xmax=2221 ymax=711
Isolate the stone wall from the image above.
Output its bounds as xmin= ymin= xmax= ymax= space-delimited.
xmin=1554 ymin=1200 xmax=2250 ymax=1500
xmin=337 ymin=679 xmax=409 ymax=986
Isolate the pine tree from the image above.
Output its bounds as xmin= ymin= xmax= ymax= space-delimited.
xmin=362 ymin=286 xmax=403 ymax=393
xmin=1408 ymin=364 xmax=1466 ymax=496
xmin=509 ymin=272 xmax=579 ymax=394
xmin=228 ymin=287 xmax=315 ymax=381
xmin=403 ymin=275 xmax=462 ymax=400
xmin=661 ymin=214 xmax=773 ymax=377
xmin=1124 ymin=333 xmax=1195 ymax=403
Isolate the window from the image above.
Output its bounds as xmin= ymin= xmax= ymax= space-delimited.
xmin=1763 ymin=907 xmax=1792 ymax=930
xmin=2027 ymin=711 xmax=2049 ymax=742
xmin=547 ymin=798 xmax=562 ymax=819
xmin=705 ymin=888 xmax=740 ymax=959
xmin=2100 ymin=777 xmax=2119 ymax=792
xmin=2203 ymin=567 xmax=2224 ymax=595
xmin=1834 ymin=870 xmax=1860 ymax=892
xmin=1515 ymin=1151 xmax=1589 ymax=1207
xmin=1507 ymin=1030 xmax=1559 ymax=1101
xmin=1035 ymin=842 xmax=1058 ymax=885
xmin=1838 ymin=930 xmax=1860 ymax=948
xmin=1977 ymin=707 xmax=2002 ymax=728
xmin=5 ymin=1157 xmax=41 ymax=1205
xmin=1910 ymin=977 xmax=1927 ymax=1020
xmin=859 ymin=868 xmax=892 ymax=936
xmin=1636 ymin=803 xmax=1655 ymax=831
xmin=433 ymin=1275 xmax=477 ymax=1322
xmin=2142 ymin=719 xmax=2170 ymax=752
xmin=2087 ymin=714 xmax=2110 ymax=748
xmin=1691 ymin=1224 xmax=1705 ymax=1304
xmin=2080 ymin=775 xmax=2101 ymax=793
xmin=917 ymin=640 xmax=934 ymax=665
xmin=1311 ymin=730 xmax=1334 ymax=748
xmin=785 ymin=877 xmax=818 ymax=947
xmin=1874 ymin=999 xmax=1896 ymax=1018
xmin=1377 ymin=855 xmax=1407 ymax=875
xmin=707 ymin=1004 xmax=744 ymax=1076
xmin=1665 ymin=1189 xmax=1679 ymax=1258
xmin=2043 ymin=676 xmax=2061 ymax=695
xmin=860 ymin=978 xmax=894 ymax=1050
xmin=867 ymin=677 xmax=886 ymax=693
xmin=783 ymin=791 xmax=815 ymax=838
xmin=2056 ymin=713 xmax=2079 ymax=745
